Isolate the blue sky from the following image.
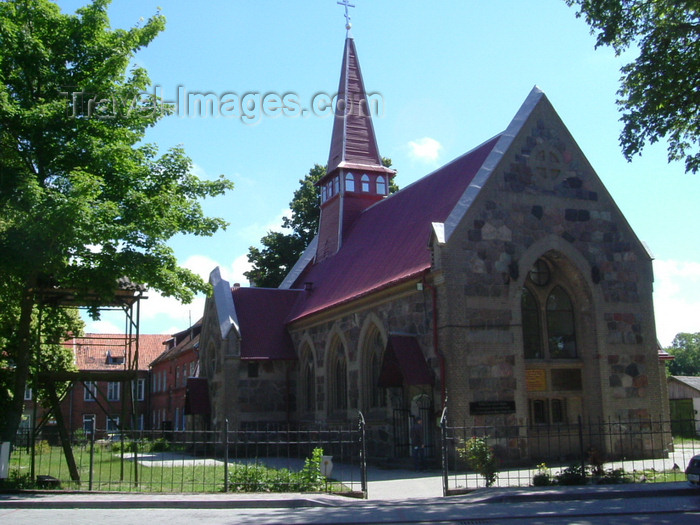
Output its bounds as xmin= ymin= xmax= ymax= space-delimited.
xmin=56 ymin=0 xmax=699 ymax=346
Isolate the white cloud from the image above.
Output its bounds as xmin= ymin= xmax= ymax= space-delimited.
xmin=653 ymin=259 xmax=700 ymax=347
xmin=408 ymin=137 xmax=443 ymax=163
xmin=84 ymin=319 xmax=122 ymax=334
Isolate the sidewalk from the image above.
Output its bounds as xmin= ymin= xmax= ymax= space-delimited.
xmin=1 ymin=480 xmax=696 ymax=509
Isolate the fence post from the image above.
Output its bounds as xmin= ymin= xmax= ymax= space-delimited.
xmin=578 ymin=415 xmax=586 ymax=481
xmin=358 ymin=411 xmax=367 ymax=499
xmin=440 ymin=406 xmax=448 ymax=497
xmin=224 ymin=419 xmax=229 ymax=493
xmin=89 ymin=426 xmax=95 ymax=491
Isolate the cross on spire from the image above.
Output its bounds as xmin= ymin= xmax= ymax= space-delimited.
xmin=337 ymin=0 xmax=355 ymax=30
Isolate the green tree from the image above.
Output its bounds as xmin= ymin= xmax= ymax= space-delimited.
xmin=666 ymin=332 xmax=700 ymax=376
xmin=0 ymin=0 xmax=233 ymax=444
xmin=565 ymin=0 xmax=700 ymax=173
xmin=245 ymin=160 xmax=396 ymax=288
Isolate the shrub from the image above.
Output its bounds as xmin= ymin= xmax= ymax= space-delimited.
xmin=34 ymin=440 xmax=51 ymax=455
xmin=595 ymin=468 xmax=633 ymax=484
xmin=458 ymin=437 xmax=498 ymax=487
xmin=224 ymin=447 xmax=326 ymax=493
xmin=555 ymin=464 xmax=587 ymax=485
xmin=532 ymin=463 xmax=553 ymax=486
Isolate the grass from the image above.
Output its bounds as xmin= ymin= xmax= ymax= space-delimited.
xmin=8 ymin=442 xmax=226 ymax=492
xmin=5 ymin=442 xmax=352 ymax=494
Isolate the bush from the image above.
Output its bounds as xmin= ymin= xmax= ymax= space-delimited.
xmin=224 ymin=447 xmax=326 ymax=493
xmin=532 ymin=463 xmax=553 ymax=486
xmin=594 ymin=468 xmax=633 ymax=484
xmin=555 ymin=464 xmax=587 ymax=485
xmin=458 ymin=437 xmax=498 ymax=487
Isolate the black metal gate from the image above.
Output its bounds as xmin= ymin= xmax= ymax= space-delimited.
xmin=393 ymin=408 xmax=411 ymax=457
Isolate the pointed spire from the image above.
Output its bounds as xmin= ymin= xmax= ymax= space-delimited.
xmin=326 ymin=35 xmax=391 ymax=175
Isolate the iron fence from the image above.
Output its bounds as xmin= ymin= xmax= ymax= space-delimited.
xmin=7 ymin=418 xmax=367 ymax=497
xmin=440 ymin=412 xmax=699 ymax=495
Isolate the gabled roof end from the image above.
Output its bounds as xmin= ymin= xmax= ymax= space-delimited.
xmin=209 ymin=266 xmax=239 ymax=339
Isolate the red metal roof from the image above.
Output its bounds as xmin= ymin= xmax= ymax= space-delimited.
xmin=378 ymin=335 xmax=434 ymax=387
xmin=232 ymin=287 xmax=302 ymax=360
xmin=325 ymin=35 xmax=391 ymax=178
xmin=69 ymin=333 xmax=169 ymax=371
xmin=288 ymin=135 xmax=501 ymax=322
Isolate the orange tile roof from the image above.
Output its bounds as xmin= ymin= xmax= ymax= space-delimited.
xmin=68 ymin=334 xmax=169 ymax=372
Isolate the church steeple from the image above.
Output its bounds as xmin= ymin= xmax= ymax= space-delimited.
xmin=315 ymin=29 xmax=395 ymax=263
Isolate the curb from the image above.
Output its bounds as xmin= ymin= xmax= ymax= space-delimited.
xmin=1 ymin=482 xmax=696 ymax=509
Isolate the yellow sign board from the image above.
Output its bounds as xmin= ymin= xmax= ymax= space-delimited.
xmin=526 ymin=369 xmax=547 ymax=391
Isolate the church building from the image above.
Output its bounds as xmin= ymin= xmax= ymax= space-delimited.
xmin=197 ymin=28 xmax=670 ymax=462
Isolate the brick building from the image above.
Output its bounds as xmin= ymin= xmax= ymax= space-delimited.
xmin=64 ymin=333 xmax=168 ymax=437
xmin=198 ymin=31 xmax=670 ymax=462
xmin=150 ymin=320 xmax=201 ymax=432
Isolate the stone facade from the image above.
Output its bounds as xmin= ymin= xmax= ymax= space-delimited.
xmin=198 ymin=90 xmax=670 ymax=463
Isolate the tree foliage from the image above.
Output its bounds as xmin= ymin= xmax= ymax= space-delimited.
xmin=245 ymin=160 xmax=396 ymax=288
xmin=666 ymin=332 xmax=700 ymax=376
xmin=566 ymin=0 xmax=700 ymax=173
xmin=0 ymin=0 xmax=233 ymax=442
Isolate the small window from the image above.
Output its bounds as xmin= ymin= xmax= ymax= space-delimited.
xmin=84 ymin=381 xmax=97 ymax=402
xmin=107 ymin=381 xmax=120 ymax=401
xmin=321 ymin=184 xmax=327 ymax=202
xmin=376 ymin=175 xmax=386 ymax=195
xmin=106 ymin=415 xmax=120 ymax=433
xmin=531 ymin=399 xmax=548 ymax=424
xmin=333 ymin=176 xmax=340 ymax=195
xmin=24 ymin=386 xmax=33 ymax=401
xmin=106 ymin=351 xmax=124 ymax=365
xmin=345 ymin=173 xmax=355 ymax=192
xmin=132 ymin=378 xmax=145 ymax=401
xmin=361 ymin=174 xmax=370 ymax=192
xmin=83 ymin=415 xmax=95 ymax=435
xmin=247 ymin=362 xmax=259 ymax=378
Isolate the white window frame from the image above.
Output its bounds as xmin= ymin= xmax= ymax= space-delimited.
xmin=24 ymin=386 xmax=33 ymax=401
xmin=107 ymin=381 xmax=120 ymax=402
xmin=132 ymin=378 xmax=145 ymax=402
xmin=345 ymin=172 xmax=355 ymax=192
xmin=106 ymin=415 xmax=120 ymax=433
xmin=361 ymin=174 xmax=370 ymax=192
xmin=84 ymin=381 xmax=97 ymax=402
xmin=83 ymin=414 xmax=95 ymax=435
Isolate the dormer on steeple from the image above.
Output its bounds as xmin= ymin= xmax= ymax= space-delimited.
xmin=315 ymin=32 xmax=395 ymax=263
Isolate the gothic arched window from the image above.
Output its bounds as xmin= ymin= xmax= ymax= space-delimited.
xmin=521 ymin=259 xmax=577 ymax=360
xmin=365 ymin=329 xmax=386 ymax=409
xmin=345 ymin=173 xmax=355 ymax=192
xmin=300 ymin=347 xmax=315 ymax=412
xmin=329 ymin=340 xmax=347 ymax=412
xmin=546 ymin=286 xmax=577 ymax=358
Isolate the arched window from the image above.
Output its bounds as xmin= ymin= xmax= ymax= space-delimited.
xmin=329 ymin=340 xmax=347 ymax=412
xmin=521 ymin=288 xmax=543 ymax=359
xmin=546 ymin=286 xmax=577 ymax=358
xmin=304 ymin=356 xmax=315 ymax=412
xmin=345 ymin=173 xmax=355 ymax=192
xmin=376 ymin=175 xmax=386 ymax=195
xmin=365 ymin=329 xmax=386 ymax=409
xmin=521 ymin=259 xmax=577 ymax=360
xmin=334 ymin=355 xmax=347 ymax=410
xmin=361 ymin=174 xmax=370 ymax=192
xmin=333 ymin=176 xmax=340 ymax=195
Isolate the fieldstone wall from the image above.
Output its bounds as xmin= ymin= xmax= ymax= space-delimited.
xmin=435 ymin=99 xmax=665 ymax=444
